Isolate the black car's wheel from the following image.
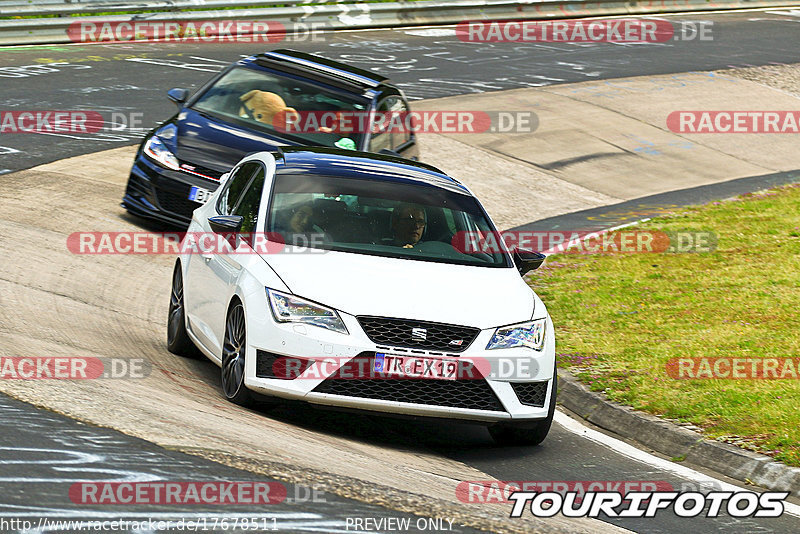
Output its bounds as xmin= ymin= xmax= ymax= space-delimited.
xmin=221 ymin=301 xmax=254 ymax=406
xmin=167 ymin=262 xmax=199 ymax=357
xmin=489 ymin=370 xmax=557 ymax=446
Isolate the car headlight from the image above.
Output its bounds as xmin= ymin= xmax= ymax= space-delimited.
xmin=266 ymin=289 xmax=348 ymax=334
xmin=486 ymin=318 xmax=546 ymax=351
xmin=143 ymin=134 xmax=180 ymax=170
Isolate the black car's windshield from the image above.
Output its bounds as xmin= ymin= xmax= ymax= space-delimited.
xmin=191 ymin=66 xmax=367 ymax=149
xmin=267 ymin=172 xmax=511 ymax=268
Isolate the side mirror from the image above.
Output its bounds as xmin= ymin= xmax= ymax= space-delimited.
xmin=208 ymin=215 xmax=243 ymax=234
xmin=513 ymin=249 xmax=546 ymax=275
xmin=208 ymin=215 xmax=244 ymax=250
xmin=167 ymin=88 xmax=189 ymax=105
xmin=219 ymin=171 xmax=231 ymax=184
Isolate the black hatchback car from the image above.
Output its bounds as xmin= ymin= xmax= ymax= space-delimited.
xmin=122 ymin=49 xmax=418 ymax=227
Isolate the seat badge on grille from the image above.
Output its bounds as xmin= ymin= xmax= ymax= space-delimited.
xmin=449 ymin=339 xmax=463 ymax=346
xmin=411 ymin=328 xmax=427 ymax=342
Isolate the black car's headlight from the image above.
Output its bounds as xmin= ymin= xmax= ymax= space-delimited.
xmin=143 ymin=134 xmax=179 ymax=170
xmin=486 ymin=318 xmax=546 ymax=351
xmin=266 ymin=289 xmax=348 ymax=334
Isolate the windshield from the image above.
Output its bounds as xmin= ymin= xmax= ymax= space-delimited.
xmin=191 ymin=66 xmax=367 ymax=149
xmin=267 ymin=172 xmax=511 ymax=267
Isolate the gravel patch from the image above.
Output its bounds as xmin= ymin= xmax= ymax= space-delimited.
xmin=720 ymin=63 xmax=800 ymax=99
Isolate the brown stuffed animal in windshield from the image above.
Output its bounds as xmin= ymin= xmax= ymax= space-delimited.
xmin=239 ymin=90 xmax=299 ymax=131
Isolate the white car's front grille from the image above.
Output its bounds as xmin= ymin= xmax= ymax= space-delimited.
xmin=510 ymin=381 xmax=549 ymax=407
xmin=357 ymin=316 xmax=480 ymax=353
xmin=312 ymin=353 xmax=505 ymax=412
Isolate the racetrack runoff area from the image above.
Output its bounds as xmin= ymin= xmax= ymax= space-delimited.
xmin=1 ymin=64 xmax=800 ymax=532
xmin=415 ymin=66 xmax=800 ymax=230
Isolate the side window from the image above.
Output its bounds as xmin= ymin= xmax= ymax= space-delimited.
xmin=216 ymin=162 xmax=259 ymax=215
xmin=386 ymin=96 xmax=410 ymax=150
xmin=232 ymin=165 xmax=266 ymax=234
xmin=368 ymin=96 xmax=411 ymax=153
xmin=368 ymin=100 xmax=392 ymax=153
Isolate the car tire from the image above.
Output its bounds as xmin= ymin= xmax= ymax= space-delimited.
xmin=489 ymin=369 xmax=557 ymax=446
xmin=167 ymin=262 xmax=200 ymax=358
xmin=221 ymin=299 xmax=254 ymax=407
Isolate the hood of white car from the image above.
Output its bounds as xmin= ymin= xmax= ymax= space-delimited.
xmin=263 ymin=249 xmax=535 ymax=329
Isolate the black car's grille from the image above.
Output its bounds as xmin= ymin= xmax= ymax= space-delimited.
xmin=156 ymin=188 xmax=199 ymax=220
xmin=357 ymin=316 xmax=480 ymax=353
xmin=511 ymin=381 xmax=549 ymax=407
xmin=125 ymin=173 xmax=150 ymax=197
xmin=313 ymin=376 xmax=505 ymax=412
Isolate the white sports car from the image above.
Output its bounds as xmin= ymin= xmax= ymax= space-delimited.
xmin=168 ymin=147 xmax=556 ymax=445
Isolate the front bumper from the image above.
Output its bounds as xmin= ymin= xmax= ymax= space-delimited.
xmin=122 ymin=151 xmax=222 ymax=228
xmin=243 ymin=308 xmax=556 ymax=423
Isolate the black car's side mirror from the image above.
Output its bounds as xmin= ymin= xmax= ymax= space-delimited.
xmin=167 ymin=88 xmax=189 ymax=105
xmin=513 ymin=249 xmax=546 ymax=275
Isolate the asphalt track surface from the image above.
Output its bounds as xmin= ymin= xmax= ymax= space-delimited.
xmin=0 ymin=394 xmax=476 ymax=534
xmin=2 ymin=10 xmax=800 ymax=174
xmin=2 ymin=8 xmax=800 ymax=534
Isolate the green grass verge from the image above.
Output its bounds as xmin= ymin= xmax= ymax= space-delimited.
xmin=528 ymin=183 xmax=800 ymax=466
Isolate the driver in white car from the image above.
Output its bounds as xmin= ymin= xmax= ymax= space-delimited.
xmin=390 ymin=203 xmax=427 ymax=248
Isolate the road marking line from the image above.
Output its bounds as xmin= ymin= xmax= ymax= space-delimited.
xmin=554 ymin=410 xmax=800 ymax=517
xmin=767 ymin=10 xmax=800 ymax=17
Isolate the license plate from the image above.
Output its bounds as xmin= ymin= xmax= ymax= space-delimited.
xmin=188 ymin=186 xmax=212 ymax=204
xmin=374 ymin=353 xmax=459 ymax=381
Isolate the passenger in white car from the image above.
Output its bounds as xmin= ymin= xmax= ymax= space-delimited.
xmin=276 ymin=202 xmax=325 ymax=246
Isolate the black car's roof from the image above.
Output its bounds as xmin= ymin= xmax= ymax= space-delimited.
xmin=245 ymin=49 xmax=393 ymax=94
xmin=273 ymin=147 xmax=470 ymax=195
